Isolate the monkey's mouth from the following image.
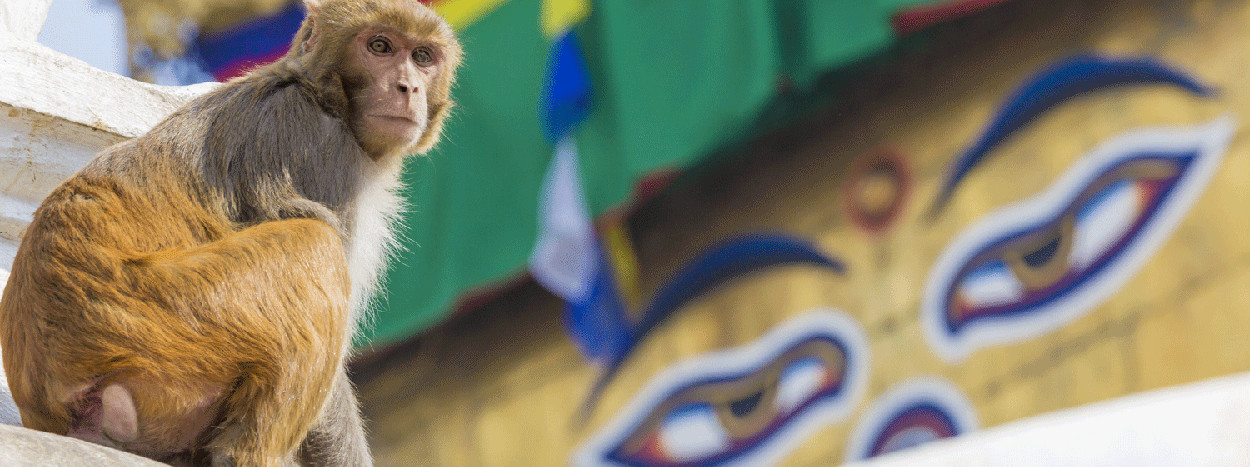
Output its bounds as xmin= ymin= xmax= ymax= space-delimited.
xmin=369 ymin=114 xmax=419 ymax=124
xmin=368 ymin=114 xmax=425 ymax=140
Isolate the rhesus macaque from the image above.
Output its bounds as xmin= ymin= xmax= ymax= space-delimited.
xmin=0 ymin=0 xmax=460 ymax=465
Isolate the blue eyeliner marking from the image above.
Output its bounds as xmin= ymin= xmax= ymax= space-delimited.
xmin=581 ymin=234 xmax=846 ymax=417
xmin=928 ymin=55 xmax=1214 ymax=218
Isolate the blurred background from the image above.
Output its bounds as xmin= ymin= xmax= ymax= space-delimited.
xmin=31 ymin=0 xmax=1250 ymax=465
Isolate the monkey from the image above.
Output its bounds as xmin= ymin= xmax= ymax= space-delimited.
xmin=0 ymin=0 xmax=461 ymax=465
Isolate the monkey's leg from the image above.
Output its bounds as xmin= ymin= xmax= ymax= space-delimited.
xmin=131 ymin=219 xmax=350 ymax=467
xmin=207 ymin=367 xmax=327 ymax=467
xmin=298 ymin=368 xmax=373 ymax=467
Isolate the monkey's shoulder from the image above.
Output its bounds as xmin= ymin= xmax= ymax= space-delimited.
xmin=209 ymin=75 xmax=349 ymax=131
xmin=184 ymin=78 xmax=359 ymax=164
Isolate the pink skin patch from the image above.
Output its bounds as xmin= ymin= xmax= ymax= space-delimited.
xmin=100 ymin=385 xmax=139 ymax=443
xmin=68 ymin=383 xmax=136 ymax=447
xmin=67 ymin=381 xmax=222 ymax=459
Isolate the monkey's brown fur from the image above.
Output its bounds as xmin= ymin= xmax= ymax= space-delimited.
xmin=0 ymin=0 xmax=460 ymax=465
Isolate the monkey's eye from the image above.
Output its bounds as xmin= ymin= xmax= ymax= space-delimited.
xmin=413 ymin=47 xmax=434 ymax=65
xmin=367 ymin=36 xmax=393 ymax=55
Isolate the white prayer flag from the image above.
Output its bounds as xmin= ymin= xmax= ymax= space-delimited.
xmin=529 ymin=135 xmax=597 ymax=304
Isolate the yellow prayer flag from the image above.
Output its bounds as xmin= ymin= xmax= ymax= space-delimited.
xmin=540 ymin=0 xmax=590 ymax=38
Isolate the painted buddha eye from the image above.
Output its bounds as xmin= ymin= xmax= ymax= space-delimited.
xmin=922 ymin=118 xmax=1234 ymax=362
xmin=845 ymin=377 xmax=978 ymax=461
xmin=573 ymin=310 xmax=868 ymax=467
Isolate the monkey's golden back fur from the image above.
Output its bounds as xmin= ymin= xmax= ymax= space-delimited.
xmin=0 ymin=167 xmax=350 ymax=458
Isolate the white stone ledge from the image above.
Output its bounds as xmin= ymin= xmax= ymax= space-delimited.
xmin=0 ymin=423 xmax=166 ymax=466
xmin=0 ymin=39 xmax=217 ymax=140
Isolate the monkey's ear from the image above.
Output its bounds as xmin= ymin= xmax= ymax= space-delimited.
xmin=301 ymin=0 xmax=323 ymax=53
xmin=302 ymin=20 xmax=318 ymax=53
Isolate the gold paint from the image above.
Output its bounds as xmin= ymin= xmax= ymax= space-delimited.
xmin=854 ymin=169 xmax=901 ymax=216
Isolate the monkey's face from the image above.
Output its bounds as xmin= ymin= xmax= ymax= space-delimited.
xmin=345 ymin=26 xmax=442 ymax=158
